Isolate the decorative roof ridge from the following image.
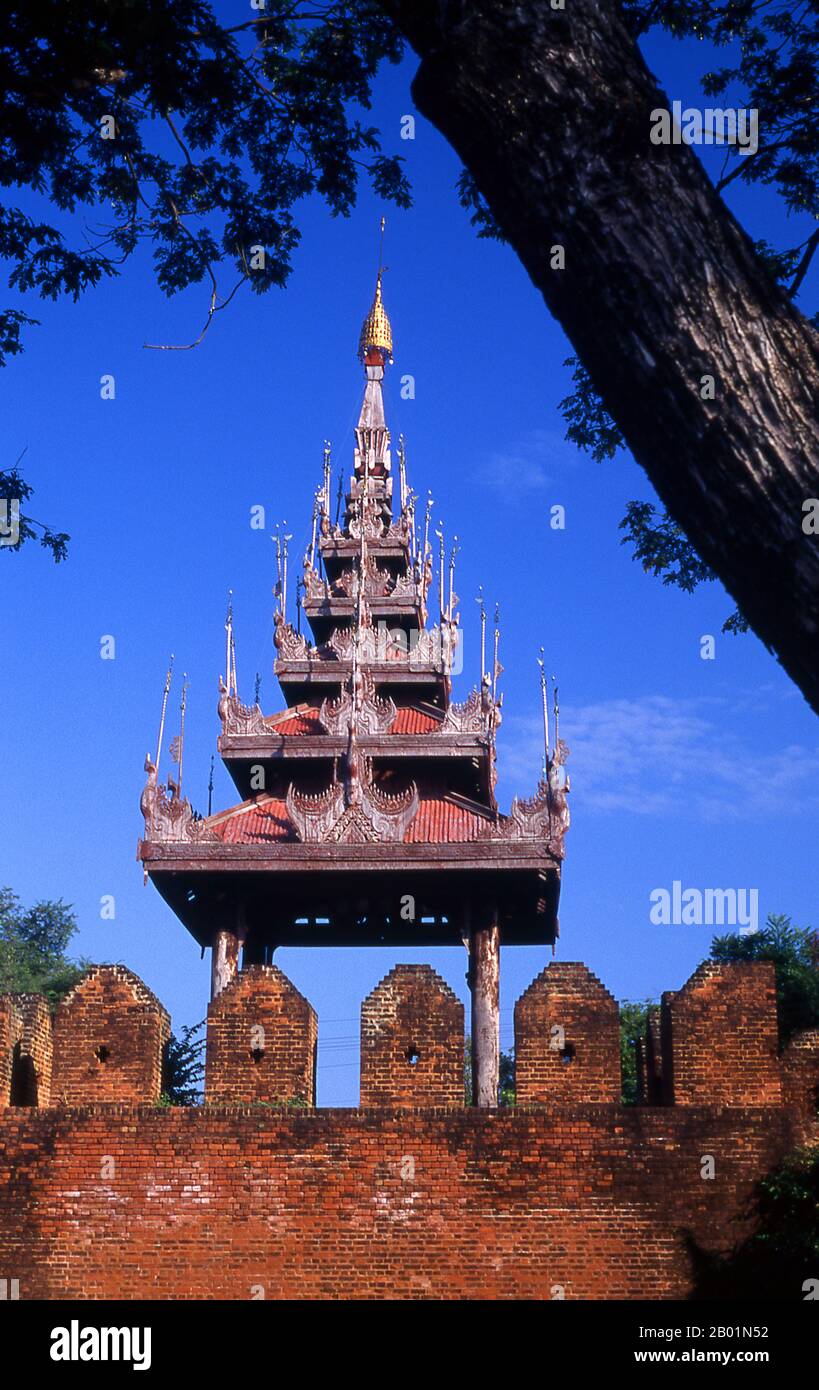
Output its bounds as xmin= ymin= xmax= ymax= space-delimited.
xmin=435 ymin=789 xmax=496 ymax=820
xmin=264 ymin=703 xmax=320 ymax=728
xmin=410 ymin=699 xmax=444 ymax=720
xmin=205 ymin=791 xmax=284 ymax=826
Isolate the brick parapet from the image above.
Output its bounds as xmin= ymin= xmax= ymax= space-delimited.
xmin=0 ymin=1102 xmax=803 ymax=1300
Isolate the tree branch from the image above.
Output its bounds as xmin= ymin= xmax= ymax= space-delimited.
xmin=379 ymin=0 xmax=819 ymax=712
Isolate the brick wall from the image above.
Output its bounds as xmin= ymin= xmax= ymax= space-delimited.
xmin=0 ymin=997 xmax=19 ymax=1110
xmin=514 ymin=962 xmax=621 ymax=1103
xmin=1 ymin=957 xmax=816 ymax=1300
xmin=0 ymin=1103 xmax=803 ymax=1300
xmin=205 ymin=965 xmax=317 ymax=1105
xmin=0 ymin=994 xmax=52 ymax=1110
xmin=361 ymin=965 xmax=464 ymax=1107
xmin=13 ymin=995 xmax=52 ymax=1107
xmin=780 ymin=1028 xmax=819 ymax=1137
xmin=636 ymin=1006 xmax=665 ymax=1104
xmin=51 ymin=966 xmax=170 ymax=1105
xmin=661 ymin=962 xmax=782 ymax=1106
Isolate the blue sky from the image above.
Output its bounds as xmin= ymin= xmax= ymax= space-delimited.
xmin=3 ymin=20 xmax=817 ymax=1102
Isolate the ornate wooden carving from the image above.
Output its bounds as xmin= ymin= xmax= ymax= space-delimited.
xmin=323 ymin=804 xmax=383 ymax=842
xmin=479 ymin=742 xmax=570 ymax=848
xmin=317 ymin=687 xmax=352 ymax=735
xmin=368 ymin=557 xmax=397 ymax=598
xmin=390 ymin=568 xmax=418 ymax=600
xmin=362 ymin=773 xmax=419 ymax=842
xmin=410 ymin=627 xmax=444 ymax=669
xmin=273 ymin=613 xmax=311 ymax=660
xmin=301 ymin=562 xmax=329 ymax=601
xmin=286 ymin=742 xmax=418 ymax=845
xmin=285 ymin=780 xmax=346 ymax=842
xmin=355 ymin=679 xmax=397 ymax=735
xmin=442 ymin=688 xmax=486 ymax=733
xmin=140 ymin=756 xmax=219 ymax=843
xmin=348 ymin=493 xmax=386 ymax=541
xmin=319 ymin=672 xmax=396 ymax=736
xmin=326 ymin=625 xmax=387 ymax=662
xmin=218 ymin=679 xmax=269 ymax=737
xmin=330 ymin=567 xmax=357 ymax=598
xmin=384 ymin=511 xmax=411 ymax=544
xmin=329 ymin=554 xmax=410 ymax=600
xmin=319 ymin=622 xmax=456 ymax=670
xmin=328 ymin=625 xmax=371 ymax=661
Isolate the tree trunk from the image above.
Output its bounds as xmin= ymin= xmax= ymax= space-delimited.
xmin=379 ymin=0 xmax=819 ymax=712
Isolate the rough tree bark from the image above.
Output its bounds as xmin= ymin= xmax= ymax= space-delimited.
xmin=379 ymin=0 xmax=819 ymax=712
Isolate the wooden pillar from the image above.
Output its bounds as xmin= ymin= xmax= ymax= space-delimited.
xmin=470 ymin=910 xmax=500 ymax=1107
xmin=211 ymin=929 xmax=241 ymax=1000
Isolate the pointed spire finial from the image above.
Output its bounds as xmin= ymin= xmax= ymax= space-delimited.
xmin=492 ymin=604 xmax=503 ymax=701
xmin=477 ymin=587 xmax=486 ymax=683
xmin=538 ymin=648 xmax=550 ymax=779
xmin=169 ymin=673 xmax=189 ymax=797
xmin=358 ymin=217 xmax=393 ymax=362
xmin=155 ymin=653 xmax=175 ymax=772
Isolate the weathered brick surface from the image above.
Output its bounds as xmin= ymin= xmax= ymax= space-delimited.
xmin=0 ymin=994 xmax=52 ymax=1109
xmin=0 ymin=997 xmax=20 ymax=1110
xmin=644 ymin=1005 xmax=664 ymax=1103
xmin=13 ymin=995 xmax=52 ymax=1106
xmin=514 ymin=962 xmax=621 ymax=1103
xmin=780 ymin=1028 xmax=819 ymax=1137
xmin=0 ymin=957 xmax=812 ymax=1300
xmin=661 ymin=962 xmax=781 ymax=1106
xmin=51 ymin=966 xmax=170 ymax=1105
xmin=0 ymin=1104 xmax=803 ymax=1300
xmin=361 ymin=965 xmax=464 ymax=1107
xmin=205 ymin=966 xmax=317 ymax=1105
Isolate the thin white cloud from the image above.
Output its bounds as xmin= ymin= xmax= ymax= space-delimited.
xmin=476 ymin=428 xmax=577 ymax=495
xmin=498 ymin=693 xmax=819 ymax=823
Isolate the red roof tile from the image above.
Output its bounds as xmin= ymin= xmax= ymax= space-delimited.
xmin=405 ymin=795 xmax=490 ymax=843
xmin=261 ymin=703 xmax=441 ymax=737
xmin=265 ymin=706 xmax=322 ymax=736
xmin=391 ymin=706 xmax=440 ymax=734
xmin=204 ymin=790 xmax=492 ymax=846
xmin=208 ymin=797 xmax=296 ymax=843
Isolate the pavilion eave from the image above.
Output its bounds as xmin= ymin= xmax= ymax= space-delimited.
xmin=145 ymin=858 xmax=561 ymax=950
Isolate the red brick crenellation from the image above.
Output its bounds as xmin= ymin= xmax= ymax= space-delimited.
xmin=514 ymin=962 xmax=621 ymax=1103
xmin=661 ymin=961 xmax=782 ymax=1106
xmin=205 ymin=965 xmax=317 ymax=1106
xmin=0 ymin=958 xmax=817 ymax=1300
xmin=51 ymin=965 xmax=170 ymax=1105
xmin=360 ymin=964 xmax=464 ymax=1107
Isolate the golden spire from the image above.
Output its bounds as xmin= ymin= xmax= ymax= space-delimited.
xmin=358 ymin=217 xmax=393 ymax=361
